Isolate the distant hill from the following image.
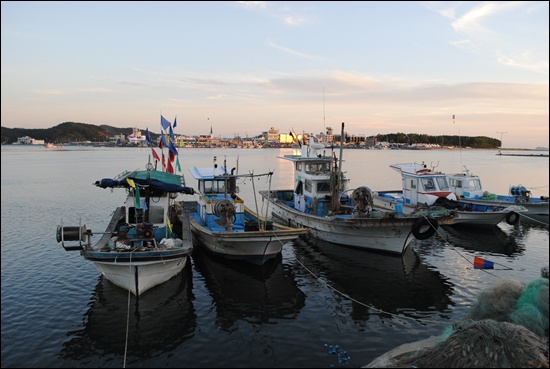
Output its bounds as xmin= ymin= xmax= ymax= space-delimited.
xmin=1 ymin=122 xmax=160 ymax=144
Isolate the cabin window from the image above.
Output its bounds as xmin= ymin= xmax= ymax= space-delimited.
xmin=436 ymin=177 xmax=450 ymax=191
xmin=202 ymin=180 xmax=227 ymax=194
xmin=410 ymin=180 xmax=416 ymax=189
xmin=422 ymin=178 xmax=435 ymax=190
xmin=468 ymin=179 xmax=482 ymax=191
xmin=305 ymin=163 xmax=316 ymax=174
xmin=317 ymin=182 xmax=331 ymax=193
xmin=296 ymin=162 xmax=302 ymax=172
xmin=304 ymin=180 xmax=312 ymax=192
xmin=149 ymin=206 xmax=164 ymax=223
xmin=449 ymin=179 xmax=462 ymax=188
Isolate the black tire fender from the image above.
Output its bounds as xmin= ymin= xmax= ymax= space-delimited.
xmin=412 ymin=217 xmax=438 ymax=240
xmin=505 ymin=211 xmax=520 ymax=225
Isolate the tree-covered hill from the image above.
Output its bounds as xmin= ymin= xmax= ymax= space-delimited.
xmin=1 ymin=122 xmax=160 ymax=144
xmin=2 ymin=122 xmax=502 ymax=148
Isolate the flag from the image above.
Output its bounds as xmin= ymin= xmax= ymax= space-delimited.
xmin=474 ymin=256 xmax=494 ymax=269
xmin=173 ymin=116 xmax=177 ymax=128
xmin=166 ymin=217 xmax=173 ymax=238
xmin=169 ymin=140 xmax=178 ymax=156
xmin=134 ymin=186 xmax=141 ymax=209
xmin=169 ymin=125 xmax=175 ymax=142
xmin=151 ymin=147 xmax=161 ymax=161
xmin=158 ymin=139 xmax=166 ymax=168
xmin=161 ymin=115 xmax=171 ymax=130
xmin=160 ymin=129 xmax=167 ymax=146
xmin=167 ymin=157 xmax=174 ymax=174
xmin=145 ymin=127 xmax=151 ymax=143
xmin=126 ymin=178 xmax=135 ymax=188
xmin=176 ymin=155 xmax=181 ymax=172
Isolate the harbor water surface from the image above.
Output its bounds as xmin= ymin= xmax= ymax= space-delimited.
xmin=1 ymin=145 xmax=548 ymax=368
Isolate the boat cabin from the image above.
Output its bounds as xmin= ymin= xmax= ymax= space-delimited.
xmin=389 ymin=163 xmax=456 ymax=206
xmin=280 ymin=142 xmax=350 ymax=216
xmin=446 ymin=170 xmax=485 ymax=199
xmin=189 ymin=165 xmax=245 ymax=231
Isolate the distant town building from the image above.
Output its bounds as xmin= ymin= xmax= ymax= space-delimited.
xmin=17 ymin=136 xmax=45 ymax=145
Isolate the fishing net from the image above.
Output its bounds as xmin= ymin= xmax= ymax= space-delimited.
xmin=391 ymin=319 xmax=548 ymax=368
xmin=379 ymin=277 xmax=549 ymax=368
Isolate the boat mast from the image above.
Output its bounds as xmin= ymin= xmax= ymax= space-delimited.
xmin=331 ymin=122 xmax=345 ymax=213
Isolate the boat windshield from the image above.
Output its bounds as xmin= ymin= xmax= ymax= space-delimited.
xmin=436 ymin=177 xmax=450 ymax=191
xmin=468 ymin=178 xmax=482 ymax=191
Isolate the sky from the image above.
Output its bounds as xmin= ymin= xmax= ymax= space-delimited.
xmin=1 ymin=1 xmax=548 ymax=149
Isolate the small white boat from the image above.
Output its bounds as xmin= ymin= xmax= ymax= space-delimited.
xmin=373 ymin=162 xmax=527 ymax=227
xmin=57 ymin=161 xmax=195 ymax=296
xmin=170 ymin=156 xmax=308 ymax=265
xmin=44 ymin=142 xmax=63 ymax=148
xmin=446 ymin=167 xmax=549 ymax=225
xmin=259 ymin=123 xmax=455 ymax=255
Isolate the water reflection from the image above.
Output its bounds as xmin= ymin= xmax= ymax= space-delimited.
xmin=292 ymin=236 xmax=454 ymax=320
xmin=59 ymin=267 xmax=196 ymax=364
xmin=191 ymin=246 xmax=306 ymax=330
xmin=439 ymin=225 xmax=525 ymax=256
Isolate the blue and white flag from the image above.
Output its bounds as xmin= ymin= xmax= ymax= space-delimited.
xmin=161 ymin=115 xmax=171 ymax=130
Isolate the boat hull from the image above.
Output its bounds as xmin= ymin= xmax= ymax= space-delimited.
xmin=260 ymin=190 xmax=426 ymax=255
xmin=457 ymin=198 xmax=548 ymax=224
xmin=83 ymin=249 xmax=191 ymax=295
xmin=188 ymin=217 xmax=307 ymax=265
xmin=373 ymin=190 xmax=524 ymax=227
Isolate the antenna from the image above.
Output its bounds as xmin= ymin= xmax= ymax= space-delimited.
xmin=454 ymin=114 xmax=463 ymax=172
xmin=323 ymin=86 xmax=326 ymax=143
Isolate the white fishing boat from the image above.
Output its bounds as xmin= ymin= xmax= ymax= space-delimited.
xmin=446 ymin=167 xmax=548 ymax=225
xmin=57 ymin=161 xmax=195 ymax=296
xmin=373 ymin=162 xmax=527 ymax=227
xmin=258 ymin=123 xmax=455 ymax=255
xmin=170 ymin=156 xmax=308 ymax=265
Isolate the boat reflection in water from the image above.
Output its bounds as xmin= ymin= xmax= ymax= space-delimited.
xmin=58 ymin=267 xmax=196 ymax=366
xmin=292 ymin=235 xmax=454 ymax=320
xmin=191 ymin=245 xmax=306 ymax=330
xmin=438 ymin=225 xmax=525 ymax=256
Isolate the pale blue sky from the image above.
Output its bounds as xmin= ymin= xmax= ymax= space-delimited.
xmin=2 ymin=1 xmax=548 ymax=148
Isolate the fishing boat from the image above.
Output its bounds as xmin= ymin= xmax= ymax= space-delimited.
xmin=258 ymin=123 xmax=455 ymax=255
xmin=446 ymin=167 xmax=549 ymax=225
xmin=56 ymin=160 xmax=195 ymax=296
xmin=44 ymin=142 xmax=63 ymax=148
xmin=169 ymin=156 xmax=308 ymax=265
xmin=372 ymin=162 xmax=527 ymax=227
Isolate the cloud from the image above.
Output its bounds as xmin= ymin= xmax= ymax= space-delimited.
xmin=267 ymin=40 xmax=323 ymax=60
xmin=31 ymin=89 xmax=64 ymax=95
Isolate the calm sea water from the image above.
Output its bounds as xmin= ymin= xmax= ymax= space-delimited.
xmin=1 ymin=145 xmax=548 ymax=368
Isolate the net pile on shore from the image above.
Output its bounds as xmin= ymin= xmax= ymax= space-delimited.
xmin=381 ymin=277 xmax=549 ymax=368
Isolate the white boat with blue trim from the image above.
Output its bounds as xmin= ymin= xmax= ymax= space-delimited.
xmin=259 ymin=123 xmax=455 ymax=255
xmin=372 ymin=162 xmax=527 ymax=227
xmin=169 ymin=156 xmax=308 ymax=265
xmin=446 ymin=167 xmax=548 ymax=225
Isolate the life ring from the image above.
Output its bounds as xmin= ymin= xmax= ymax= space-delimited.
xmin=412 ymin=217 xmax=438 ymax=240
xmin=505 ymin=211 xmax=520 ymax=225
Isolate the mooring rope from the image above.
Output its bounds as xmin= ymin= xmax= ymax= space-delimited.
xmin=122 ymin=250 xmax=136 ymax=368
xmin=423 ymin=214 xmax=514 ymax=275
xmin=518 ymin=212 xmax=549 ymax=227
